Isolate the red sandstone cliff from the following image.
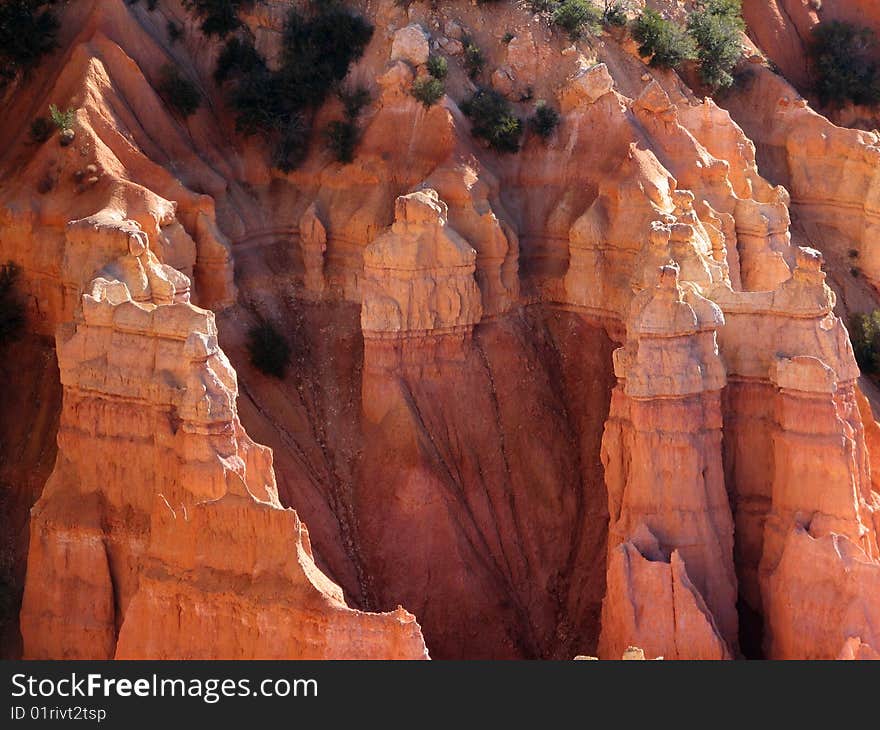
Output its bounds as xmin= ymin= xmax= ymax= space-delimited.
xmin=2 ymin=0 xmax=880 ymax=660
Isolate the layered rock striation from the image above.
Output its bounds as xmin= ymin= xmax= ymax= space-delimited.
xmin=599 ymin=264 xmax=735 ymax=660
xmin=4 ymin=0 xmax=880 ymax=661
xmin=19 ymin=222 xmax=427 ymax=659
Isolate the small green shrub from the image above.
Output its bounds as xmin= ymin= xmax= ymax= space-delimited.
xmin=0 ymin=0 xmax=59 ymax=86
xmin=688 ymin=0 xmax=745 ymax=90
xmin=230 ymin=68 xmax=285 ymax=136
xmin=603 ymin=2 xmax=628 ymax=27
xmin=529 ymin=0 xmax=558 ymax=12
xmin=502 ymin=31 xmax=515 ymax=44
xmin=463 ymin=36 xmax=485 ymax=79
xmin=552 ymin=0 xmax=602 ymax=40
xmin=339 ymin=85 xmax=372 ymax=119
xmin=158 ymin=64 xmax=202 ymax=118
xmin=810 ymin=20 xmax=880 ymax=107
xmin=461 ymin=88 xmax=523 ymax=153
xmin=0 ymin=262 xmax=25 ymax=347
xmin=426 ymin=54 xmax=448 ymax=80
xmin=278 ymin=7 xmax=374 ymax=110
xmin=632 ymin=9 xmax=696 ymax=69
xmin=247 ymin=320 xmax=291 ymax=378
xmin=49 ymin=104 xmax=74 ymax=131
xmin=272 ymin=116 xmax=310 ymax=173
xmin=529 ymin=101 xmax=560 ymax=140
xmin=215 ymin=37 xmax=265 ymax=84
xmin=182 ymin=0 xmax=253 ymax=38
xmin=412 ymin=76 xmax=445 ymax=107
xmin=29 ymin=116 xmax=53 ymax=143
xmin=220 ymin=5 xmax=373 ymax=172
xmin=325 ymin=119 xmax=358 ymax=163
xmin=167 ymin=20 xmax=183 ymax=43
xmin=850 ymin=310 xmax=880 ymax=374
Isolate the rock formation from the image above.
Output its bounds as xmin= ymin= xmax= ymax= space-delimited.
xmin=19 ymin=222 xmax=428 ymax=659
xmin=361 ymin=189 xmax=482 ymax=338
xmin=4 ymin=0 xmax=880 ymax=661
xmin=599 ymin=263 xmax=735 ymax=660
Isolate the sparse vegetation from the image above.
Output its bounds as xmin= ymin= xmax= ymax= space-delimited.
xmin=552 ymin=0 xmax=603 ymax=40
xmin=247 ymin=320 xmax=291 ymax=378
xmin=182 ymin=0 xmax=254 ymax=38
xmin=158 ymin=64 xmax=202 ymax=118
xmin=603 ymin=2 xmax=628 ymax=27
xmin=272 ymin=117 xmax=310 ymax=173
xmin=0 ymin=262 xmax=25 ymax=348
xmin=214 ymin=36 xmax=264 ymax=84
xmin=850 ymin=310 xmax=880 ymax=375
xmin=413 ymin=53 xmax=447 ymax=108
xmin=279 ymin=7 xmax=374 ymax=110
xmin=687 ymin=0 xmax=745 ymax=90
xmin=221 ymin=5 xmax=373 ymax=171
xmin=49 ymin=104 xmax=75 ymax=132
xmin=0 ymin=0 xmax=59 ymax=87
xmin=632 ymin=8 xmax=696 ymax=69
xmin=412 ymin=76 xmax=445 ymax=107
xmin=339 ymin=85 xmax=371 ymax=118
xmin=427 ymin=54 xmax=448 ymax=81
xmin=325 ymin=85 xmax=371 ymax=164
xmin=529 ymin=100 xmax=560 ymax=140
xmin=461 ymin=88 xmax=523 ymax=153
xmin=463 ymin=35 xmax=486 ymax=79
xmin=167 ymin=20 xmax=183 ymax=43
xmin=325 ymin=119 xmax=359 ymax=163
xmin=29 ymin=116 xmax=53 ymax=144
xmin=810 ymin=20 xmax=880 ymax=107
xmin=0 ymin=487 xmax=18 ymax=639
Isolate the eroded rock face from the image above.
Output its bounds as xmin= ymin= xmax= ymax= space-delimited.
xmin=116 ymin=485 xmax=428 ymax=660
xmin=599 ymin=264 xmax=736 ymax=659
xmin=757 ymin=356 xmax=880 ymax=659
xmin=361 ymin=190 xmax=482 ymax=337
xmin=6 ymin=0 xmax=880 ymax=662
xmin=19 ymin=223 xmax=428 ymax=659
xmin=725 ymin=66 xmax=880 ymax=291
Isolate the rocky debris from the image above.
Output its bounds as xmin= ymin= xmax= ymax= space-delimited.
xmin=437 ymin=37 xmax=464 ymax=55
xmin=560 ymin=62 xmax=615 ymax=113
xmin=391 ymin=24 xmax=430 ymax=67
xmin=574 ymin=646 xmax=662 ymax=660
